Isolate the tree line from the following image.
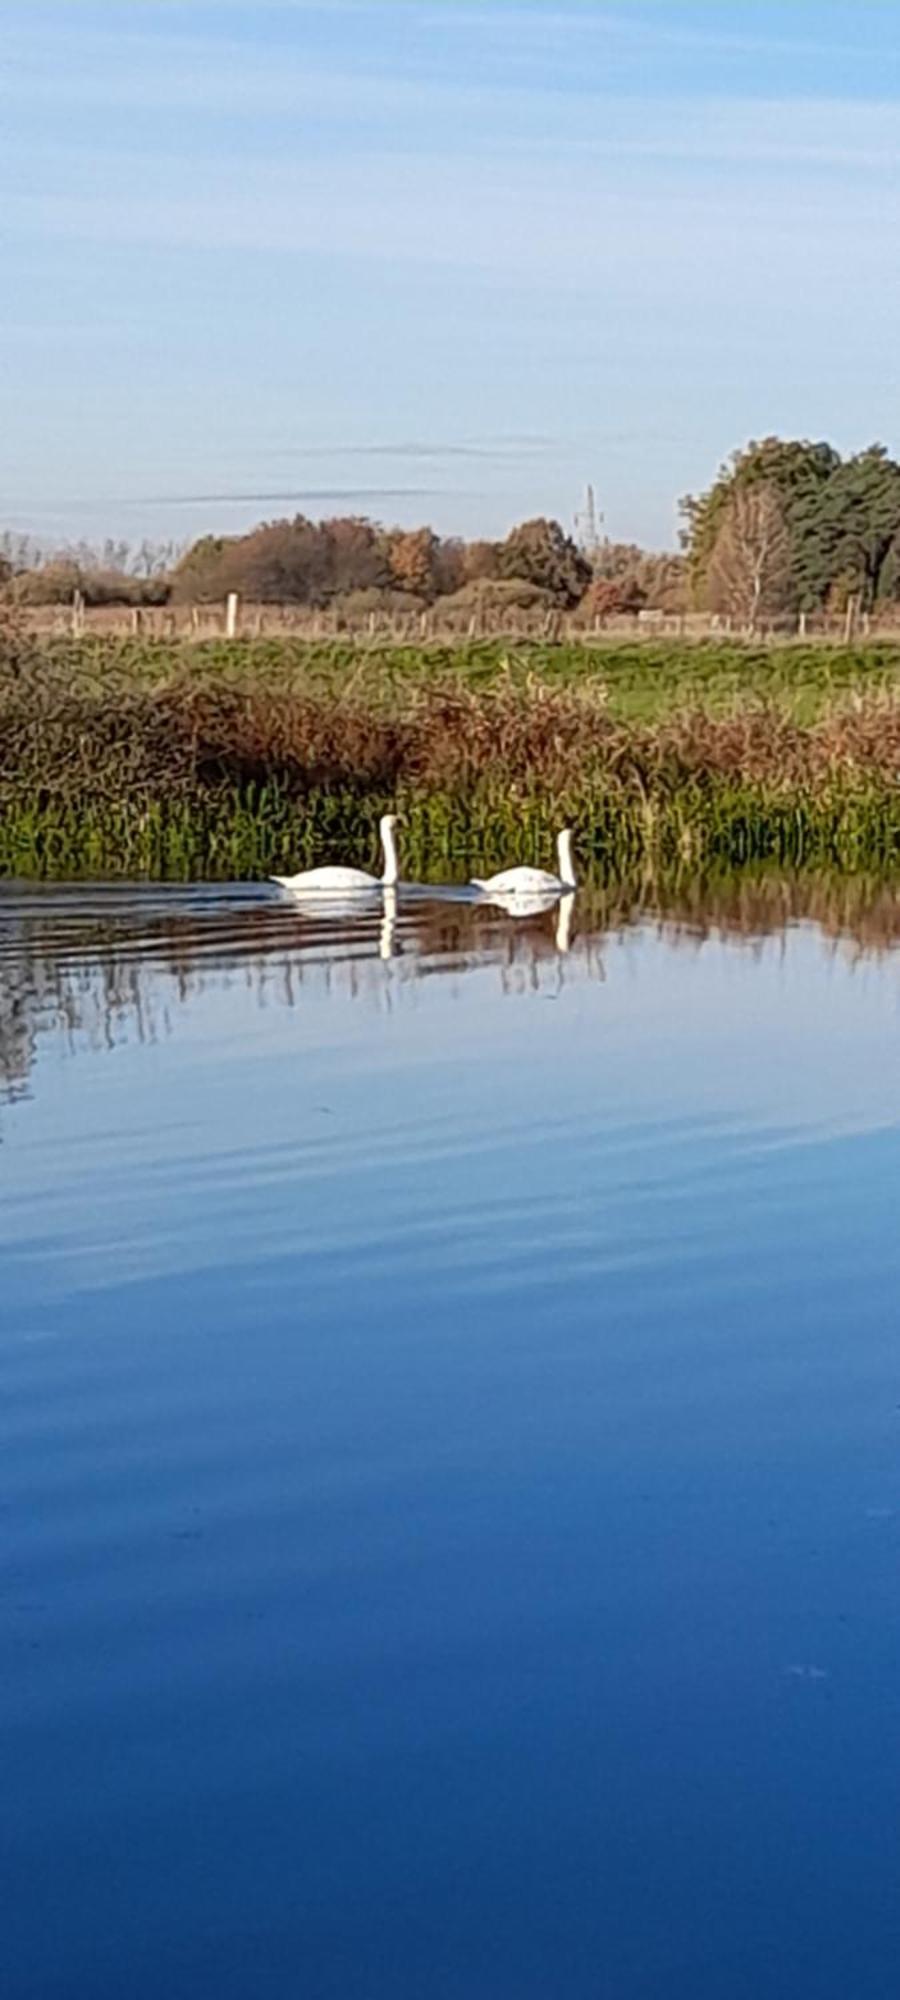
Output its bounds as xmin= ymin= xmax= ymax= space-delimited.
xmin=683 ymin=438 xmax=900 ymax=629
xmin=1 ymin=516 xmax=685 ymax=617
xmin=5 ymin=436 xmax=900 ymax=628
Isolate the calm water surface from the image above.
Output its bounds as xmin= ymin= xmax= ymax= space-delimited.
xmin=2 ymin=882 xmax=900 ymax=1999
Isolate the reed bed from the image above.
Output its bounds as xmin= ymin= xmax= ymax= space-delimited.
xmin=2 ymin=630 xmax=900 ymax=878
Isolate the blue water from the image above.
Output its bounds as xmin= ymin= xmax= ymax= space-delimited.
xmin=2 ymin=883 xmax=900 ymax=1999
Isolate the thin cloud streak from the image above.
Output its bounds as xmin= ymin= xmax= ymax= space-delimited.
xmin=6 ymin=32 xmax=899 ymax=160
xmin=260 ymin=434 xmax=675 ymax=460
xmin=110 ymin=487 xmax=448 ymax=509
xmin=359 ymin=2 xmax=875 ymax=63
xmin=7 ymin=157 xmax=895 ymax=298
xmin=5 ymin=3 xmax=895 ymax=135
xmin=265 ymin=441 xmax=558 ymax=461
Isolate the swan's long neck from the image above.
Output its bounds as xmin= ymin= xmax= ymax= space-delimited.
xmin=380 ymin=820 xmax=399 ymax=886
xmin=557 ymin=830 xmax=576 ymax=888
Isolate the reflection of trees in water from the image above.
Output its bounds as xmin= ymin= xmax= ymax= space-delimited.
xmin=0 ymin=897 xmax=586 ymax=1097
xmin=2 ymin=868 xmax=899 ymax=1103
xmin=623 ymin=868 xmax=900 ymax=962
xmin=0 ymin=925 xmax=175 ymax=1098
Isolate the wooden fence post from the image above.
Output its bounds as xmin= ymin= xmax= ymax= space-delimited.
xmin=225 ymin=591 xmax=240 ymax=639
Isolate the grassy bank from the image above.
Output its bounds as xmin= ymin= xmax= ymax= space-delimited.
xmin=2 ymin=634 xmax=900 ymax=878
xmin=15 ymin=629 xmax=900 ymax=714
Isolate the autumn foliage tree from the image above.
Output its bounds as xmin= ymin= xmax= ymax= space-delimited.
xmin=173 ymin=516 xmax=391 ymax=604
xmin=387 ymin=528 xmax=441 ymax=600
xmin=592 ymin=541 xmax=687 ymax=611
xmin=16 ymin=439 xmax=900 ymax=626
xmin=228 ymin=517 xmax=331 ymax=603
xmin=462 ymin=539 xmax=501 ymax=582
xmin=582 ymin=578 xmax=631 ymax=622
xmin=320 ymin=516 xmax=389 ymax=597
xmin=430 ymin=536 xmax=466 ymax=597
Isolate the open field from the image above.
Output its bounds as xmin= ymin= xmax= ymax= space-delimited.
xmin=2 ymin=633 xmax=900 ymax=878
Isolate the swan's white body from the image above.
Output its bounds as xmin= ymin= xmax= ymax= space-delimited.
xmin=471 ymin=829 xmax=576 ymax=897
xmin=272 ymin=814 xmax=398 ymax=893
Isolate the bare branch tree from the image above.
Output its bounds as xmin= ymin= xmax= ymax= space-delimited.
xmin=706 ymin=484 xmax=793 ymax=632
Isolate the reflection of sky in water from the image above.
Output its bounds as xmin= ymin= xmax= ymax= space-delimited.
xmin=3 ymin=881 xmax=900 ymax=1999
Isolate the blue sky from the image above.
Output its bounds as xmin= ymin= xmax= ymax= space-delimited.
xmin=3 ymin=0 xmax=900 ymax=551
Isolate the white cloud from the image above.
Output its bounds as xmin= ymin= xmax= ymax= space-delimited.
xmin=273 ymin=1 xmax=870 ymax=62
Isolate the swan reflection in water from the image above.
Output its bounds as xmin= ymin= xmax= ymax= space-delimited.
xmin=275 ymin=881 xmax=575 ymax=963
xmin=380 ymin=886 xmax=574 ymax=961
xmin=268 ymin=884 xmax=402 ymax=961
xmin=476 ymin=888 xmax=575 ymax=955
xmin=8 ymin=865 xmax=899 ymax=1106
xmin=380 ymin=887 xmax=398 ymax=962
xmin=0 ymin=883 xmax=584 ymax=1107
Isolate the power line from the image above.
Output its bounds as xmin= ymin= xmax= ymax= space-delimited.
xmin=575 ymin=483 xmax=604 ymax=558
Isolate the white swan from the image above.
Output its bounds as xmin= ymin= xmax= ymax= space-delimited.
xmin=471 ymin=828 xmax=576 ymax=897
xmin=272 ymin=814 xmax=399 ymax=893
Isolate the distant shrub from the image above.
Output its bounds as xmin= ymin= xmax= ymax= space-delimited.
xmin=15 ymin=563 xmax=170 ymax=607
xmin=440 ymin=578 xmax=555 ymax=615
xmin=15 ymin=561 xmax=84 ymax=606
xmin=333 ymin=587 xmax=424 ymax=620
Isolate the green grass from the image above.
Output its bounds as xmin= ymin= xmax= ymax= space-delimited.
xmin=23 ymin=631 xmax=900 ymax=720
xmin=3 ymin=633 xmax=900 ymax=879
